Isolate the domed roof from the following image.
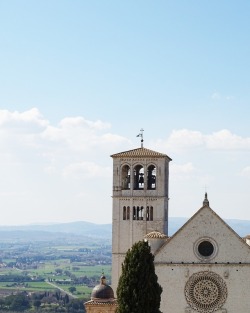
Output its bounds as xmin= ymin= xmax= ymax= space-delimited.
xmin=91 ymin=276 xmax=114 ymax=301
xmin=144 ymin=230 xmax=168 ymax=239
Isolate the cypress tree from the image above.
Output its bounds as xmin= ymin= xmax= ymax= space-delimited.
xmin=116 ymin=240 xmax=162 ymax=313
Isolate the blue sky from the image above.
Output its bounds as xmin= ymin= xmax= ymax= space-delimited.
xmin=1 ymin=1 xmax=250 ymax=226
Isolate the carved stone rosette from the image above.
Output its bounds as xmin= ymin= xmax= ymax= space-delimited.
xmin=185 ymin=271 xmax=227 ymax=313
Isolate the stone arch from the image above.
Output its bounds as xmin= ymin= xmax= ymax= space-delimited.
xmin=147 ymin=164 xmax=156 ymax=190
xmin=121 ymin=164 xmax=130 ymax=189
xmin=133 ymin=164 xmax=144 ymax=190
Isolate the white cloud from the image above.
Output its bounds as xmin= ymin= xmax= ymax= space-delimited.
xmin=240 ymin=166 xmax=250 ymax=177
xmin=0 ymin=191 xmax=28 ymax=197
xmin=171 ymin=162 xmax=195 ymax=180
xmin=170 ymin=163 xmax=215 ymax=186
xmin=211 ymin=91 xmax=233 ymax=101
xmin=1 ymin=109 xmax=250 ymax=184
xmin=41 ymin=116 xmax=128 ymax=152
xmin=0 ymin=108 xmax=129 ymax=168
xmin=59 ymin=116 xmax=111 ymax=130
xmin=62 ymin=161 xmax=112 ymax=179
xmin=211 ymin=92 xmax=221 ymax=100
xmin=206 ymin=130 xmax=250 ymax=150
xmin=0 ymin=108 xmax=118 ymax=224
xmin=2 ymin=107 xmax=250 ymax=224
xmin=166 ymin=129 xmax=204 ymax=149
xmin=0 ymin=108 xmax=48 ymax=130
xmin=161 ymin=129 xmax=250 ymax=152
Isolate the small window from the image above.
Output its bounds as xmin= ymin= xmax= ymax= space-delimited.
xmin=139 ymin=206 xmax=144 ymax=220
xmin=198 ymin=241 xmax=214 ymax=257
xmin=123 ymin=206 xmax=130 ymax=220
xmin=133 ymin=206 xmax=136 ymax=220
xmin=146 ymin=206 xmax=153 ymax=221
xmin=136 ymin=206 xmax=140 ymax=220
xmin=132 ymin=206 xmax=144 ymax=220
xmin=150 ymin=206 xmax=153 ymax=221
xmin=127 ymin=207 xmax=130 ymax=220
xmin=194 ymin=238 xmax=217 ymax=260
xmin=123 ymin=206 xmax=126 ymax=220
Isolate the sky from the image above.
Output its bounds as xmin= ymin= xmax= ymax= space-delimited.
xmin=0 ymin=1 xmax=250 ymax=225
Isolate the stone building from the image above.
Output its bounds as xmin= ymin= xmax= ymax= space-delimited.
xmin=111 ymin=146 xmax=171 ymax=291
xmin=111 ymin=144 xmax=250 ymax=313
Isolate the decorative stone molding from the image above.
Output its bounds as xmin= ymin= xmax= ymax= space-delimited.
xmin=194 ymin=237 xmax=218 ymax=261
xmin=185 ymin=308 xmax=227 ymax=313
xmin=223 ymin=270 xmax=229 ymax=279
xmin=185 ymin=271 xmax=227 ymax=313
xmin=185 ymin=268 xmax=189 ymax=278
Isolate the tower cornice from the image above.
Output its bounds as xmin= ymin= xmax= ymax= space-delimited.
xmin=111 ymin=147 xmax=172 ymax=160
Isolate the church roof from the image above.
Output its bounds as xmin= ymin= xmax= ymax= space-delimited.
xmin=155 ymin=196 xmax=250 ymax=256
xmin=144 ymin=231 xmax=168 ymax=239
xmin=91 ymin=275 xmax=114 ymax=301
xmin=91 ymin=284 xmax=114 ymax=300
xmin=111 ymin=147 xmax=172 ymax=160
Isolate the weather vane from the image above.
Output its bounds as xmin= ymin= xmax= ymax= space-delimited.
xmin=203 ymin=185 xmax=209 ymax=197
xmin=136 ymin=128 xmax=144 ymax=148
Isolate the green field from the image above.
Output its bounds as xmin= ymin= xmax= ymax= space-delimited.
xmin=0 ymin=231 xmax=112 ymax=303
xmin=0 ymin=262 xmax=111 ymax=297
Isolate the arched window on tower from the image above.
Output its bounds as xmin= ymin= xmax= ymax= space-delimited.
xmin=147 ymin=165 xmax=156 ymax=190
xmin=150 ymin=206 xmax=153 ymax=221
xmin=121 ymin=165 xmax=130 ymax=190
xmin=123 ymin=206 xmax=126 ymax=220
xmin=133 ymin=206 xmax=136 ymax=220
xmin=127 ymin=206 xmax=130 ymax=220
xmin=139 ymin=206 xmax=144 ymax=220
xmin=135 ymin=206 xmax=144 ymax=220
xmin=133 ymin=165 xmax=144 ymax=190
xmin=133 ymin=206 xmax=144 ymax=220
xmin=123 ymin=206 xmax=130 ymax=220
xmin=146 ymin=206 xmax=154 ymax=221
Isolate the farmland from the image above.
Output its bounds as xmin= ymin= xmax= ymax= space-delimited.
xmin=0 ymin=227 xmax=112 ymax=303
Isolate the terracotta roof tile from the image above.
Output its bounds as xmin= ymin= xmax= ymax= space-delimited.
xmin=111 ymin=147 xmax=172 ymax=160
xmin=144 ymin=231 xmax=168 ymax=239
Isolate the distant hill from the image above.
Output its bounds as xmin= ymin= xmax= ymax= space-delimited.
xmin=0 ymin=218 xmax=249 ymax=239
xmin=0 ymin=221 xmax=111 ymax=239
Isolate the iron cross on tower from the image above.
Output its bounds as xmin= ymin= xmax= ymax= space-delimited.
xmin=136 ymin=128 xmax=144 ymax=148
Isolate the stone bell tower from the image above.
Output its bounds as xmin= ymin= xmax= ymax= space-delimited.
xmin=111 ymin=134 xmax=172 ymax=292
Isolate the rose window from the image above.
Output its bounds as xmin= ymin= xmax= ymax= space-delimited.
xmin=185 ymin=271 xmax=227 ymax=313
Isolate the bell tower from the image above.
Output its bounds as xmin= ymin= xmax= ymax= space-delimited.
xmin=111 ymin=138 xmax=171 ymax=292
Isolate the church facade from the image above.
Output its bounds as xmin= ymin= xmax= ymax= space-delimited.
xmin=111 ymin=145 xmax=250 ymax=313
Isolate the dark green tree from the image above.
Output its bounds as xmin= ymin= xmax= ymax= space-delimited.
xmin=64 ymin=294 xmax=70 ymax=304
xmin=9 ymin=294 xmax=30 ymax=311
xmin=69 ymin=286 xmax=76 ymax=293
xmin=33 ymin=299 xmax=41 ymax=310
xmin=116 ymin=240 xmax=162 ymax=313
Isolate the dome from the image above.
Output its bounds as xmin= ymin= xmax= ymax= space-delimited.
xmin=144 ymin=230 xmax=168 ymax=239
xmin=91 ymin=276 xmax=114 ymax=301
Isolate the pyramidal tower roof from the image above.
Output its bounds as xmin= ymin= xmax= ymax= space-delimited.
xmin=111 ymin=147 xmax=172 ymax=160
